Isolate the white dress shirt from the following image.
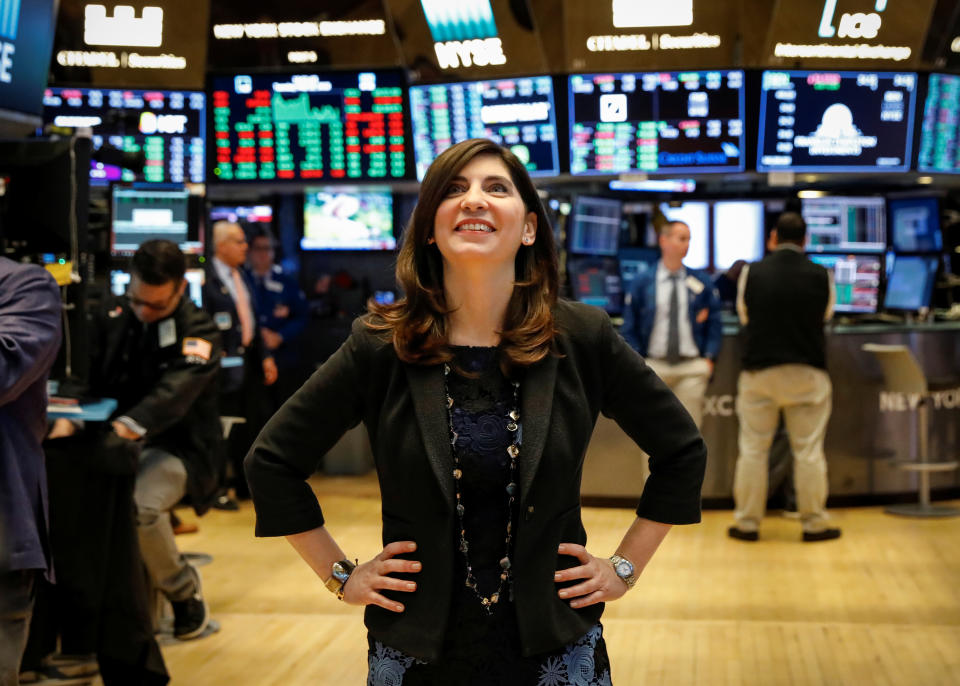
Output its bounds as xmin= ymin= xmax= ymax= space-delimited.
xmin=648 ymin=261 xmax=699 ymax=360
xmin=212 ymin=256 xmax=255 ymax=325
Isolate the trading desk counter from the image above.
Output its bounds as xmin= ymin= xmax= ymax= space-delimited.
xmin=582 ymin=320 xmax=960 ymax=502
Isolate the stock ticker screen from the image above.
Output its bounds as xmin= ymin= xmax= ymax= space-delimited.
xmin=567 ymin=70 xmax=745 ymax=175
xmin=210 ymin=71 xmax=409 ymax=182
xmin=757 ymin=71 xmax=917 ymax=173
xmin=918 ymin=73 xmax=960 ymax=174
xmin=409 ymin=76 xmax=559 ymax=181
xmin=42 ymin=87 xmax=205 ymax=184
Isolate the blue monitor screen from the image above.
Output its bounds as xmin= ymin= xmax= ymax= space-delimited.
xmin=918 ymin=73 xmax=960 ymax=174
xmin=568 ymin=196 xmax=622 ymax=256
xmin=888 ymin=197 xmax=943 ymax=253
xmin=884 ymin=255 xmax=938 ymax=311
xmin=0 ymin=0 xmax=56 ymax=128
xmin=809 ymin=253 xmax=881 ymax=314
xmin=757 ymin=71 xmax=917 ymax=173
xmin=568 ymin=70 xmax=745 ymax=175
xmin=43 ymin=87 xmax=206 ymax=185
xmin=301 ymin=186 xmax=395 ymax=251
xmin=567 ymin=256 xmax=622 ymax=315
xmin=409 ymin=76 xmax=559 ymax=181
xmin=801 ymin=196 xmax=886 ymax=253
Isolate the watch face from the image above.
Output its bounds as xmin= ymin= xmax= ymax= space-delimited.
xmin=332 ymin=562 xmax=351 ymax=583
xmin=615 ymin=559 xmax=634 ymax=578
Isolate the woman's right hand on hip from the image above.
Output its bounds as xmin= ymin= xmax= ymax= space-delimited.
xmin=341 ymin=540 xmax=421 ymax=612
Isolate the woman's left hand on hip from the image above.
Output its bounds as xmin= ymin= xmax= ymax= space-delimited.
xmin=553 ymin=543 xmax=628 ymax=608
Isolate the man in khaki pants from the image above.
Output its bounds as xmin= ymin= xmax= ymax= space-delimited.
xmin=621 ymin=220 xmax=722 ymax=427
xmin=730 ymin=212 xmax=840 ymax=542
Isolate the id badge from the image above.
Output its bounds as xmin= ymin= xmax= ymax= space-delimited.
xmin=214 ymin=312 xmax=233 ymax=330
xmin=158 ymin=319 xmax=177 ymax=348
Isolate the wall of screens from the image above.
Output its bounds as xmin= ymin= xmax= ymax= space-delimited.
xmin=409 ymin=76 xmax=559 ymax=181
xmin=757 ymin=70 xmax=917 ymax=173
xmin=568 ymin=70 xmax=745 ymax=175
xmin=43 ymin=87 xmax=205 ymax=185
xmin=210 ymin=70 xmax=409 ymax=182
xmin=917 ymin=73 xmax=960 ymax=174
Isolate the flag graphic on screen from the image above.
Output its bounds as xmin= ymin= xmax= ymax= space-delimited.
xmin=420 ymin=0 xmax=497 ymax=42
xmin=0 ymin=0 xmax=20 ymax=41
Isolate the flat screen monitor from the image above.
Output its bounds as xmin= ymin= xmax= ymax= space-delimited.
xmin=110 ymin=268 xmax=204 ymax=308
xmin=569 ymin=70 xmax=745 ymax=175
xmin=409 ymin=76 xmax=559 ymax=181
xmin=757 ymin=71 xmax=917 ymax=172
xmin=918 ymin=73 xmax=960 ymax=174
xmin=301 ymin=186 xmax=395 ymax=250
xmin=43 ymin=88 xmax=205 ymax=185
xmin=210 ymin=70 xmax=409 ymax=182
xmin=568 ymin=196 xmax=622 ymax=256
xmin=618 ymin=247 xmax=660 ymax=294
xmin=111 ymin=187 xmax=201 ymax=256
xmin=567 ymin=257 xmax=623 ymax=315
xmin=888 ymin=197 xmax=943 ymax=253
xmin=883 ymin=255 xmax=939 ymax=312
xmin=658 ymin=202 xmax=709 ymax=270
xmin=713 ymin=201 xmax=765 ymax=271
xmin=0 ymin=0 xmax=57 ymax=134
xmin=801 ymin=196 xmax=886 ymax=253
xmin=808 ymin=253 xmax=881 ymax=314
xmin=210 ymin=205 xmax=273 ymax=226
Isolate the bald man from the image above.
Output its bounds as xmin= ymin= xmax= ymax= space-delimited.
xmin=203 ymin=222 xmax=277 ymax=509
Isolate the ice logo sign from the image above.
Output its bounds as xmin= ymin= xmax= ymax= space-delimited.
xmin=84 ymin=4 xmax=164 ymax=48
xmin=794 ymin=103 xmax=877 ymax=156
xmin=818 ymin=0 xmax=888 ymax=40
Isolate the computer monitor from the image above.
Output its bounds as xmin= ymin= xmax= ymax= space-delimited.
xmin=43 ymin=87 xmax=206 ymax=185
xmin=618 ymin=247 xmax=660 ymax=297
xmin=757 ymin=70 xmax=917 ymax=173
xmin=567 ymin=257 xmax=623 ymax=315
xmin=568 ymin=196 xmax=622 ymax=256
xmin=808 ymin=253 xmax=882 ymax=314
xmin=409 ymin=76 xmax=560 ymax=181
xmin=658 ymin=202 xmax=709 ymax=270
xmin=918 ymin=73 xmax=960 ymax=174
xmin=888 ymin=197 xmax=943 ymax=253
xmin=801 ymin=196 xmax=886 ymax=253
xmin=568 ymin=70 xmax=745 ymax=174
xmin=0 ymin=0 xmax=57 ymax=136
xmin=883 ymin=255 xmax=939 ymax=312
xmin=301 ymin=186 xmax=395 ymax=250
xmin=713 ymin=201 xmax=765 ymax=271
xmin=110 ymin=268 xmax=204 ymax=308
xmin=111 ymin=187 xmax=202 ymax=256
xmin=209 ymin=70 xmax=409 ymax=182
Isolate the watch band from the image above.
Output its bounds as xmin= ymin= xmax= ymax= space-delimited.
xmin=608 ymin=553 xmax=637 ymax=589
xmin=324 ymin=559 xmax=357 ymax=600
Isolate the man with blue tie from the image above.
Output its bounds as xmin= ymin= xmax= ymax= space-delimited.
xmin=621 ymin=220 xmax=722 ymax=428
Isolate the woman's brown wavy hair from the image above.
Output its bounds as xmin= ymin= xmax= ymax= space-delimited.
xmin=366 ymin=138 xmax=559 ymax=374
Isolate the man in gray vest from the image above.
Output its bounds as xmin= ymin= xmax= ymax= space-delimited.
xmin=729 ymin=212 xmax=841 ymax=542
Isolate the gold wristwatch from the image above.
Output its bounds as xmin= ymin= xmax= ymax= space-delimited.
xmin=324 ymin=559 xmax=357 ymax=600
xmin=608 ymin=554 xmax=637 ymax=589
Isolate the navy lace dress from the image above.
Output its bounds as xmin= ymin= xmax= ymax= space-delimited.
xmin=367 ymin=346 xmax=612 ymax=686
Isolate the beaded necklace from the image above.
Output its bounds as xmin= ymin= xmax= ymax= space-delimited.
xmin=442 ymin=362 xmax=520 ymax=615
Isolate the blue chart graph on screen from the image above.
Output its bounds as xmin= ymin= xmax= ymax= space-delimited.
xmin=409 ymin=76 xmax=559 ymax=180
xmin=757 ymin=70 xmax=917 ymax=172
xmin=918 ymin=73 xmax=960 ymax=174
xmin=568 ymin=70 xmax=745 ymax=175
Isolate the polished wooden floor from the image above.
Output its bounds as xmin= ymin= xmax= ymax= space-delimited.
xmin=149 ymin=474 xmax=960 ymax=685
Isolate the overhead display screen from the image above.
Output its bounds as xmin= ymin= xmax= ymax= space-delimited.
xmin=0 ymin=0 xmax=57 ymax=131
xmin=757 ymin=70 xmax=917 ymax=172
xmin=917 ymin=73 xmax=960 ymax=174
xmin=210 ymin=70 xmax=409 ymax=182
xmin=43 ymin=87 xmax=205 ymax=185
xmin=409 ymin=76 xmax=559 ymax=181
xmin=568 ymin=70 xmax=745 ymax=175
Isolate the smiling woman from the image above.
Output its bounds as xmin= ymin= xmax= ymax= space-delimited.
xmin=244 ymin=138 xmax=707 ymax=686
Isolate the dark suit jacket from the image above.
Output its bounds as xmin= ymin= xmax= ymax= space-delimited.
xmin=245 ymin=299 xmax=706 ymax=661
xmin=0 ymin=259 xmax=62 ymax=574
xmin=202 ymin=262 xmax=268 ymax=393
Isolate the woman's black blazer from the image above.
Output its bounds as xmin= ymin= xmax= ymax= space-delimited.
xmin=245 ymin=299 xmax=706 ymax=662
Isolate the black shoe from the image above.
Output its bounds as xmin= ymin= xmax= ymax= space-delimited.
xmin=171 ymin=573 xmax=210 ymax=640
xmin=727 ymin=526 xmax=759 ymax=542
xmin=211 ymin=492 xmax=239 ymax=511
xmin=802 ymin=528 xmax=842 ymax=542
